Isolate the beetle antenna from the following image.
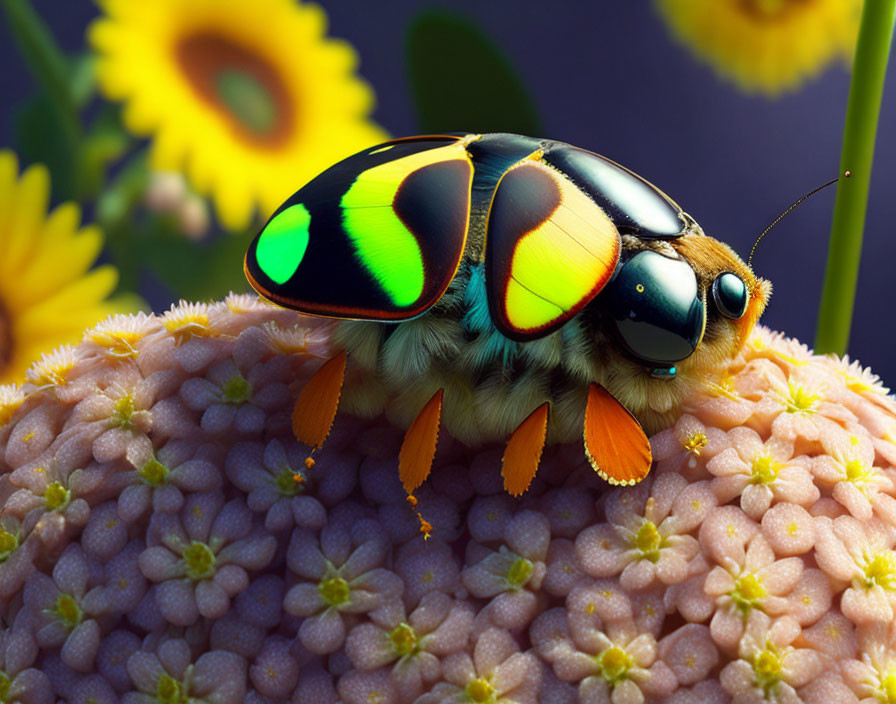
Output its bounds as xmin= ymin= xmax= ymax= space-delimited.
xmin=748 ymin=172 xmax=849 ymax=267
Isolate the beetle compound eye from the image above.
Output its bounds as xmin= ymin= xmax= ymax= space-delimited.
xmin=608 ymin=250 xmax=706 ymax=365
xmin=712 ymin=272 xmax=748 ymax=319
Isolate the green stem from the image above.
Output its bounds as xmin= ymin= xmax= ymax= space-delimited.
xmin=815 ymin=0 xmax=896 ymax=355
xmin=0 ymin=0 xmax=81 ymax=145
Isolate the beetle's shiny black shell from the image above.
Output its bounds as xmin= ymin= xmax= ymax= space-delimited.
xmin=468 ymin=134 xmax=689 ymax=240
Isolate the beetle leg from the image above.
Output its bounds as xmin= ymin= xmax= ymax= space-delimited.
xmin=399 ymin=388 xmax=444 ymax=540
xmin=292 ymin=352 xmax=347 ymax=461
xmin=501 ymin=402 xmax=550 ymax=496
xmin=583 ymin=382 xmax=652 ymax=485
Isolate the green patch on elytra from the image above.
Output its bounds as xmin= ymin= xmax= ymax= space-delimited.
xmin=389 ymin=622 xmax=419 ymax=657
xmin=220 ymin=374 xmax=251 ymax=404
xmin=139 ymin=457 xmax=170 ymax=486
xmin=341 ymin=181 xmax=424 ymax=307
xmin=215 ymin=70 xmax=277 ymax=135
xmin=44 ymin=481 xmax=71 ymax=511
xmin=183 ymin=541 xmax=216 ymax=580
xmin=256 ymin=204 xmax=311 ymax=285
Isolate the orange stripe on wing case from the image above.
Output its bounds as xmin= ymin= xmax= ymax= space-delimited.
xmin=502 ymin=402 xmax=550 ymax=496
xmin=399 ymin=389 xmax=444 ymax=494
xmin=292 ymin=352 xmax=347 ymax=450
xmin=583 ymin=383 xmax=652 ymax=485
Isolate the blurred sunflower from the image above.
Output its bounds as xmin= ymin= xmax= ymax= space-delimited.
xmin=89 ymin=0 xmax=389 ymax=230
xmin=0 ymin=152 xmax=129 ymax=384
xmin=655 ymin=0 xmax=863 ymax=96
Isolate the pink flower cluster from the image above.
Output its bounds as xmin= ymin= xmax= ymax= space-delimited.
xmin=1 ymin=299 xmax=896 ymax=703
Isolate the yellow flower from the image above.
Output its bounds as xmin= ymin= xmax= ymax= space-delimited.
xmin=89 ymin=0 xmax=389 ymax=230
xmin=0 ymin=152 xmax=130 ymax=384
xmin=655 ymin=0 xmax=862 ymax=96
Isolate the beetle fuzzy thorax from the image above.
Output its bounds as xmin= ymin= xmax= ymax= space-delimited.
xmin=332 ymin=231 xmax=770 ymax=446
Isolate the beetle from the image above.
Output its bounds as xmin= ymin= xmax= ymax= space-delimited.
xmin=244 ymin=133 xmax=770 ymax=505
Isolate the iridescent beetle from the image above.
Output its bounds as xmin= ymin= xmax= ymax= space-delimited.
xmin=244 ymin=133 xmax=770 ymax=503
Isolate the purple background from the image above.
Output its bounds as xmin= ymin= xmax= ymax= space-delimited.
xmin=2 ymin=2 xmax=896 ymax=386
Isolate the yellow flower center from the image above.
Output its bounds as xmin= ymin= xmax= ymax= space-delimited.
xmin=751 ymin=455 xmax=780 ymax=484
xmin=0 ymin=388 xmax=24 ymax=427
xmin=634 ymin=521 xmax=663 ymax=563
xmin=844 ymin=458 xmax=872 ymax=484
xmin=44 ymin=481 xmax=71 ymax=511
xmin=597 ymin=646 xmax=633 ymax=685
xmin=731 ymin=572 xmax=768 ymax=615
xmin=863 ymin=552 xmax=896 ymax=590
xmin=112 ymin=394 xmax=137 ymax=429
xmin=683 ymin=432 xmax=708 ymax=455
xmin=176 ymin=34 xmax=292 ymax=148
xmin=162 ymin=306 xmax=214 ymax=345
xmin=466 ymin=677 xmax=495 ymax=703
xmin=506 ymin=556 xmax=534 ymax=589
xmin=0 ymin=671 xmax=10 ymax=701
xmin=183 ymin=541 xmax=216 ymax=580
xmin=156 ymin=674 xmax=187 ymax=703
xmin=221 ymin=374 xmax=251 ymax=404
xmin=275 ymin=466 xmax=305 ymax=496
xmin=388 ymin=622 xmax=419 ymax=657
xmin=0 ymin=529 xmax=16 ymax=564
xmin=878 ymin=667 xmax=896 ymax=703
xmin=88 ymin=328 xmax=143 ymax=358
xmin=319 ymin=576 xmax=350 ymax=607
xmin=53 ymin=594 xmax=83 ymax=629
xmin=139 ymin=457 xmax=169 ymax=487
xmin=784 ymin=382 xmax=819 ymax=414
xmin=753 ymin=646 xmax=783 ymax=697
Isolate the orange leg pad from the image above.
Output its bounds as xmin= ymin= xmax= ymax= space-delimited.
xmin=502 ymin=402 xmax=549 ymax=497
xmin=292 ymin=352 xmax=347 ymax=451
xmin=399 ymin=389 xmax=444 ymax=495
xmin=584 ymin=383 xmax=652 ymax=485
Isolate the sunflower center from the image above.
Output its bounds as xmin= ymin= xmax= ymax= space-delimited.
xmin=177 ymin=34 xmax=292 ymax=147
